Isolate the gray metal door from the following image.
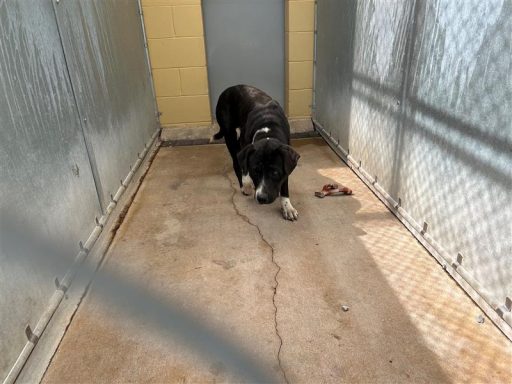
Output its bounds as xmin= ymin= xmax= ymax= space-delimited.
xmin=203 ymin=0 xmax=285 ymax=115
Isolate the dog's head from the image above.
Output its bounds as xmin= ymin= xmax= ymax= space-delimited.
xmin=237 ymin=138 xmax=300 ymax=204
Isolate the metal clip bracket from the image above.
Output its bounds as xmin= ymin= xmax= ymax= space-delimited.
xmin=420 ymin=221 xmax=428 ymax=235
xmin=54 ymin=277 xmax=68 ymax=293
xmin=25 ymin=325 xmax=39 ymax=344
xmin=79 ymin=241 xmax=89 ymax=255
xmin=452 ymin=252 xmax=464 ymax=269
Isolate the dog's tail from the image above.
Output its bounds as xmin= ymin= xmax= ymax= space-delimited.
xmin=212 ymin=129 xmax=224 ymax=141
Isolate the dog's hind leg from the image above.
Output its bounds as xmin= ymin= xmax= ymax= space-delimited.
xmin=226 ymin=135 xmax=243 ymax=188
xmin=216 ymin=105 xmax=243 ymax=187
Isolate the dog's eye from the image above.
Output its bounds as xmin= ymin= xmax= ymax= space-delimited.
xmin=271 ymin=170 xmax=279 ymax=178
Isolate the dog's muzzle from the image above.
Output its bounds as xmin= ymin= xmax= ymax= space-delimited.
xmin=256 ymin=191 xmax=272 ymax=204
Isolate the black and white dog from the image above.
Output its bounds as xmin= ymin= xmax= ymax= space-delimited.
xmin=213 ymin=85 xmax=300 ymax=221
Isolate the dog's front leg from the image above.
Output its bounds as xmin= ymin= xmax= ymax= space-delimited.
xmin=280 ymin=179 xmax=298 ymax=221
xmin=241 ymin=173 xmax=254 ymax=196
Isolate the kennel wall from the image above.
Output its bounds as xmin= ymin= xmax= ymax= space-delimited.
xmin=0 ymin=0 xmax=158 ymax=381
xmin=313 ymin=0 xmax=511 ymax=338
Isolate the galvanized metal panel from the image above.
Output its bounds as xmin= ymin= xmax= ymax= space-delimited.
xmin=0 ymin=0 xmax=101 ymax=377
xmin=53 ymin=0 xmax=158 ymax=211
xmin=203 ymin=0 xmax=285 ymax=113
xmin=314 ymin=0 xmax=511 ymax=331
xmin=314 ymin=0 xmax=357 ymax=151
xmin=401 ymin=0 xmax=512 ymax=304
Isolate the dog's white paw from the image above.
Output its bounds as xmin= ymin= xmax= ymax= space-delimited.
xmin=241 ymin=174 xmax=254 ymax=196
xmin=281 ymin=197 xmax=298 ymax=221
xmin=241 ymin=186 xmax=253 ymax=196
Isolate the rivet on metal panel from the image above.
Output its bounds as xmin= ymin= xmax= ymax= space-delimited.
xmin=83 ymin=117 xmax=87 ymax=123
xmin=25 ymin=325 xmax=39 ymax=344
xmin=420 ymin=221 xmax=428 ymax=235
xmin=505 ymin=297 xmax=511 ymax=311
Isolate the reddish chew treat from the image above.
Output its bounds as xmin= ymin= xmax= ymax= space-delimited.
xmin=315 ymin=183 xmax=353 ymax=198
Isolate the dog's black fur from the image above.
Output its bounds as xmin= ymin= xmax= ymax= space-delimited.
xmin=214 ymin=85 xmax=300 ymax=220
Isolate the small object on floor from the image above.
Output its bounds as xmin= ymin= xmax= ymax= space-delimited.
xmin=341 ymin=305 xmax=350 ymax=312
xmin=476 ymin=314 xmax=485 ymax=324
xmin=315 ymin=183 xmax=353 ymax=198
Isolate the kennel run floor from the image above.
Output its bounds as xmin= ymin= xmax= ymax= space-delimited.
xmin=43 ymin=138 xmax=511 ymax=383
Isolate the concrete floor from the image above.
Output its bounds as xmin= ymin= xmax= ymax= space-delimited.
xmin=43 ymin=138 xmax=511 ymax=383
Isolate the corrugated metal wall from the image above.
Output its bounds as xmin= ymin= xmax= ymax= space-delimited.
xmin=0 ymin=0 xmax=157 ymax=380
xmin=314 ymin=0 xmax=511 ymax=337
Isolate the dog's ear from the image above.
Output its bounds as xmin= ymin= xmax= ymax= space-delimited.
xmin=237 ymin=144 xmax=255 ymax=174
xmin=280 ymin=144 xmax=300 ymax=175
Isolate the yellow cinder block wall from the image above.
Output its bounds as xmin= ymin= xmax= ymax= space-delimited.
xmin=286 ymin=0 xmax=314 ymax=118
xmin=142 ymin=0 xmax=314 ymax=128
xmin=142 ymin=0 xmax=211 ymax=127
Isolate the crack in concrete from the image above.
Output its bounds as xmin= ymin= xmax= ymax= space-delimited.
xmin=224 ymin=171 xmax=290 ymax=384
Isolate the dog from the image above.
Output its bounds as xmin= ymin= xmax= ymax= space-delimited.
xmin=213 ymin=85 xmax=300 ymax=221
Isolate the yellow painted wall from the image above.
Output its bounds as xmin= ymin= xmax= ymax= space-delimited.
xmin=142 ymin=0 xmax=314 ymax=127
xmin=286 ymin=0 xmax=314 ymax=118
xmin=142 ymin=0 xmax=211 ymax=127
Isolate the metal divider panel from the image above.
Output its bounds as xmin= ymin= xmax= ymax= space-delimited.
xmin=53 ymin=0 xmax=158 ymax=212
xmin=0 ymin=0 xmax=101 ymax=377
xmin=314 ymin=0 xmax=511 ymax=327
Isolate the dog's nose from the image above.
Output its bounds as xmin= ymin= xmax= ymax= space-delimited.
xmin=256 ymin=193 xmax=270 ymax=204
